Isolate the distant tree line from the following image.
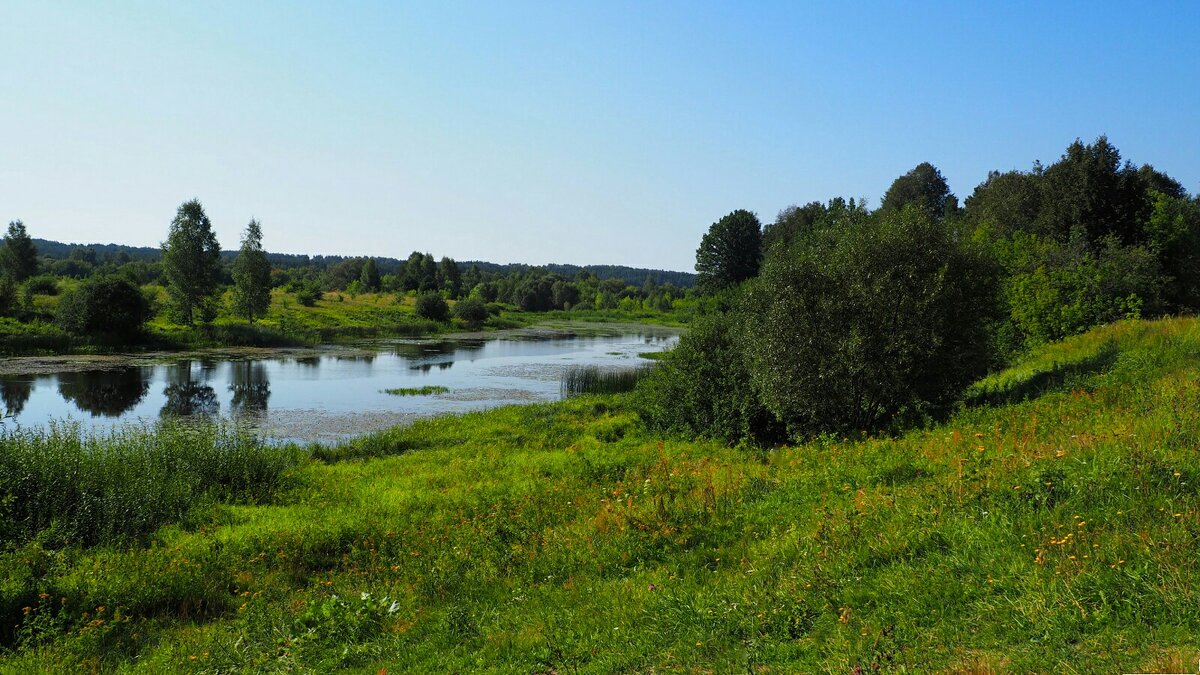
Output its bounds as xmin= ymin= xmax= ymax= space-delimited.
xmin=1 ymin=202 xmax=694 ymax=338
xmin=642 ymin=135 xmax=1200 ymax=444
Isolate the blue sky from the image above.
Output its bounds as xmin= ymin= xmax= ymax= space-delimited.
xmin=2 ymin=1 xmax=1197 ymax=272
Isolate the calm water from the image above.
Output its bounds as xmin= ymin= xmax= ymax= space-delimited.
xmin=0 ymin=330 xmax=677 ymax=443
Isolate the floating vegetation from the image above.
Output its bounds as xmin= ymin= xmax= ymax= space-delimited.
xmin=384 ymin=385 xmax=450 ymax=396
xmin=561 ymin=364 xmax=653 ymax=397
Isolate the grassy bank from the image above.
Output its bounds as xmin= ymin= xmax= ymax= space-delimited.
xmin=3 ymin=317 xmax=1200 ymax=671
xmin=0 ymin=288 xmax=684 ymax=356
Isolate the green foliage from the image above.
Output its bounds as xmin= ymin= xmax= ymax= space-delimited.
xmin=383 ymin=385 xmax=448 ymax=396
xmin=161 ymin=199 xmax=221 ymax=325
xmin=452 ymin=297 xmax=487 ymax=328
xmin=762 ymin=201 xmax=826 ymax=253
xmin=0 ymin=221 xmax=39 ymax=283
xmin=1000 ymin=234 xmax=1162 ymax=345
xmin=294 ymin=284 xmax=320 ymax=307
xmin=21 ymin=275 xmax=58 ymax=297
xmin=0 ymin=422 xmax=299 ymax=547
xmin=8 ymin=319 xmax=1200 ymax=672
xmin=55 ymin=276 xmax=152 ymax=339
xmin=231 ymin=220 xmax=272 ymax=322
xmin=560 ymin=365 xmax=652 ymax=397
xmin=415 ymin=292 xmax=450 ymax=322
xmin=694 ymin=209 xmax=762 ymax=290
xmin=359 ymin=258 xmax=381 ymax=292
xmin=880 ymin=162 xmax=955 ymax=220
xmin=746 ymin=206 xmax=1000 ymax=437
xmin=636 ymin=311 xmax=784 ymax=445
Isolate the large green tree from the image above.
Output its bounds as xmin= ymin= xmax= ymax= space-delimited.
xmin=359 ymin=257 xmax=381 ymax=292
xmin=743 ymin=206 xmax=1000 ymax=436
xmin=880 ymin=162 xmax=955 ymax=220
xmin=0 ymin=220 xmax=39 ymax=282
xmin=162 ymin=199 xmax=221 ymax=325
xmin=231 ymin=219 xmax=272 ymax=322
xmin=694 ymin=209 xmax=762 ymax=290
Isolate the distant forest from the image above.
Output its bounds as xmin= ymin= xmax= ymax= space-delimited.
xmin=28 ymin=238 xmax=696 ymax=289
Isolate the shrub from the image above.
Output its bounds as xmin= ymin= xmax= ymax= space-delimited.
xmin=56 ymin=276 xmax=152 ymax=339
xmin=21 ymin=275 xmax=59 ymax=297
xmin=415 ymin=293 xmax=450 ymax=322
xmin=453 ymin=298 xmax=488 ymax=328
xmin=295 ymin=285 xmax=320 ymax=307
xmin=743 ymin=206 xmax=1001 ymax=437
xmin=636 ymin=312 xmax=784 ymax=445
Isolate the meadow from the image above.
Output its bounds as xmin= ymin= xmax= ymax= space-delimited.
xmin=0 ymin=285 xmax=689 ymax=356
xmin=2 ymin=316 xmax=1200 ymax=672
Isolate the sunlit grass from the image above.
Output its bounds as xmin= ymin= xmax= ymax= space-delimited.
xmin=4 ymin=316 xmax=1200 ymax=671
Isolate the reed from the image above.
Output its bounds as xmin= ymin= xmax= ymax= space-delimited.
xmin=0 ymin=421 xmax=301 ymax=547
xmin=561 ymin=364 xmax=653 ymax=397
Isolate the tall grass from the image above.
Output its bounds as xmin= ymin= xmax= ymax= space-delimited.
xmin=560 ymin=364 xmax=653 ymax=396
xmin=0 ymin=421 xmax=302 ymax=547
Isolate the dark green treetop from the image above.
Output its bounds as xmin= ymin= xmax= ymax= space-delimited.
xmin=880 ymin=162 xmax=955 ymax=220
xmin=1 ymin=220 xmax=39 ymax=282
xmin=162 ymin=199 xmax=221 ymax=325
xmin=232 ymin=219 xmax=272 ymax=322
xmin=695 ymin=209 xmax=762 ymax=290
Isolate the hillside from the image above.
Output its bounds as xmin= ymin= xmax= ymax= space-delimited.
xmin=3 ymin=317 xmax=1200 ymax=671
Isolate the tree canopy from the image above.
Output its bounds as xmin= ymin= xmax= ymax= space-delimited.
xmin=0 ymin=220 xmax=39 ymax=282
xmin=162 ymin=199 xmax=222 ymax=325
xmin=694 ymin=209 xmax=763 ymax=290
xmin=231 ymin=219 xmax=272 ymax=322
xmin=880 ymin=162 xmax=955 ymax=220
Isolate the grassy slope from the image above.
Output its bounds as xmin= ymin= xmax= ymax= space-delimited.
xmin=4 ymin=317 xmax=1200 ymax=672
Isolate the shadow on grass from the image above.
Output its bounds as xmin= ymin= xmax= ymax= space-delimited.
xmin=966 ymin=340 xmax=1119 ymax=407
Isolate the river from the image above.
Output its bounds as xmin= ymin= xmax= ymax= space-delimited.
xmin=0 ymin=325 xmax=678 ymax=443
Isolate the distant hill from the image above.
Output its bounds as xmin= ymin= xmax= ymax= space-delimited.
xmin=30 ymin=238 xmax=695 ymax=288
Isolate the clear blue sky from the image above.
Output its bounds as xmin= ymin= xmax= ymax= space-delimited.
xmin=2 ymin=1 xmax=1198 ymax=272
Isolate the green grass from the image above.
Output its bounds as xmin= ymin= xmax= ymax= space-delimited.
xmin=561 ymin=364 xmax=654 ymax=396
xmin=4 ymin=317 xmax=1200 ymax=671
xmin=383 ymin=385 xmax=449 ymax=396
xmin=1 ymin=285 xmax=685 ymax=355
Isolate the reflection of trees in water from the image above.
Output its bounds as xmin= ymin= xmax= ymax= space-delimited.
xmin=229 ymin=361 xmax=270 ymax=418
xmin=57 ymin=368 xmax=151 ymax=417
xmin=392 ymin=340 xmax=483 ymax=360
xmin=295 ymin=356 xmax=320 ymax=368
xmin=161 ymin=361 xmax=219 ymax=418
xmin=0 ymin=376 xmax=33 ymax=417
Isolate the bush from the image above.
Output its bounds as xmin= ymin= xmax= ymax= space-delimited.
xmin=1000 ymin=233 xmax=1163 ymax=346
xmin=415 ymin=293 xmax=450 ymax=322
xmin=295 ymin=285 xmax=320 ymax=307
xmin=453 ymin=298 xmax=488 ymax=328
xmin=743 ymin=207 xmax=1001 ymax=438
xmin=56 ymin=276 xmax=152 ymax=339
xmin=21 ymin=275 xmax=59 ymax=297
xmin=636 ymin=312 xmax=784 ymax=445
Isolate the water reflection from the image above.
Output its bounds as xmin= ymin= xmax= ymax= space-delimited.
xmin=229 ymin=361 xmax=270 ymax=418
xmin=0 ymin=376 xmax=33 ymax=417
xmin=161 ymin=361 xmax=219 ymax=418
xmin=57 ymin=368 xmax=151 ymax=417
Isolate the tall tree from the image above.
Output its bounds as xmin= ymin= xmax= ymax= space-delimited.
xmin=439 ymin=257 xmax=462 ymax=298
xmin=880 ymin=162 xmax=954 ymax=220
xmin=0 ymin=220 xmax=38 ymax=282
xmin=1036 ymin=136 xmax=1147 ymax=245
xmin=694 ymin=209 xmax=762 ymax=290
xmin=231 ymin=219 xmax=272 ymax=322
xmin=162 ymin=199 xmax=221 ymax=325
xmin=359 ymin=257 xmax=381 ymax=292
